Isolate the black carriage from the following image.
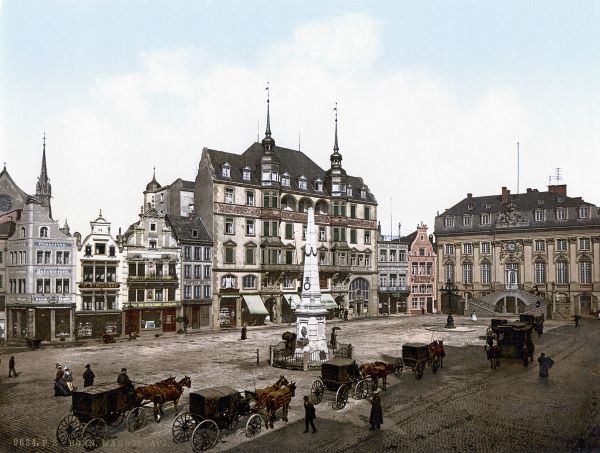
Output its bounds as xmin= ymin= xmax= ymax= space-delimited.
xmin=519 ymin=313 xmax=544 ymax=334
xmin=492 ymin=319 xmax=534 ymax=359
xmin=172 ymin=386 xmax=261 ymax=452
xmin=310 ymin=357 xmax=370 ymax=409
xmin=56 ymin=383 xmax=146 ymax=450
xmin=397 ymin=343 xmax=439 ymax=380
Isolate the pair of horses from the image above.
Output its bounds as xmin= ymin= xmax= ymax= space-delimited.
xmin=360 ymin=362 xmax=397 ymax=391
xmin=265 ymin=381 xmax=297 ymax=429
xmin=135 ymin=375 xmax=192 ymax=422
xmin=428 ymin=340 xmax=445 ymax=368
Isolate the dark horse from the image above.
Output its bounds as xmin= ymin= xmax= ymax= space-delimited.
xmin=265 ymin=382 xmax=296 ymax=429
xmin=360 ymin=362 xmax=396 ymax=391
xmin=135 ymin=376 xmax=191 ymax=422
xmin=429 ymin=340 xmax=445 ymax=368
xmin=487 ymin=345 xmax=502 ymax=370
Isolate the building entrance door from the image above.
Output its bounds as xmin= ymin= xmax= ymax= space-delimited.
xmin=35 ymin=310 xmax=51 ymax=341
xmin=505 ymin=264 xmax=519 ymax=290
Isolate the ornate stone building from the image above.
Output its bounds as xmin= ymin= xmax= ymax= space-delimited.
xmin=194 ymin=100 xmax=378 ymax=328
xmin=120 ymin=175 xmax=181 ymax=335
xmin=407 ymin=223 xmax=437 ymax=314
xmin=377 ymin=223 xmax=410 ymax=314
xmin=434 ymin=185 xmax=600 ymax=318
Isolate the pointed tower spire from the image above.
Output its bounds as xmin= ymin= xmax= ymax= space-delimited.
xmin=333 ymin=102 xmax=339 ymax=152
xmin=36 ymin=132 xmax=53 ymax=219
xmin=329 ymin=103 xmax=343 ymax=169
xmin=261 ymin=82 xmax=275 ymax=152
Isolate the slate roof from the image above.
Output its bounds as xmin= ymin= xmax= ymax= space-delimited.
xmin=0 ymin=221 xmax=16 ymax=238
xmin=166 ymin=215 xmax=212 ymax=244
xmin=435 ymin=187 xmax=600 ymax=235
xmin=205 ymin=142 xmax=376 ymax=203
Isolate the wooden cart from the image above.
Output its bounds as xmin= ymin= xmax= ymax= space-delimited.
xmin=310 ymin=357 xmax=370 ymax=409
xmin=397 ymin=343 xmax=439 ymax=380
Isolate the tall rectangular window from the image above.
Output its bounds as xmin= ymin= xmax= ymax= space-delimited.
xmin=246 ymin=191 xmax=254 ymax=206
xmin=534 ymin=240 xmax=545 ymax=252
xmin=556 ymin=239 xmax=567 ymax=251
xmin=364 ymin=230 xmax=371 ymax=244
xmin=579 ymin=206 xmax=589 ymax=219
xmin=444 ymin=244 xmax=454 ymax=255
xmin=225 ymin=187 xmax=234 ymax=204
xmin=556 ymin=261 xmax=568 ymax=284
xmin=445 ymin=264 xmax=455 ymax=283
xmin=285 ymin=223 xmax=293 ymax=239
xmin=580 ymin=261 xmax=592 ymax=284
xmin=364 ymin=206 xmax=371 ymax=220
xmin=245 ymin=248 xmax=255 ymax=265
xmin=444 ymin=216 xmax=454 ymax=227
xmin=534 ymin=262 xmax=546 ymax=284
xmin=480 ymin=213 xmax=490 ymax=225
xmin=463 ymin=215 xmax=471 ymax=227
xmin=579 ymin=238 xmax=590 ymax=250
xmin=463 ymin=243 xmax=472 ymax=255
xmin=245 ymin=219 xmax=255 ymax=236
xmin=481 ymin=262 xmax=491 ymax=284
xmin=463 ymin=263 xmax=473 ymax=284
xmin=224 ymin=247 xmax=235 ymax=264
xmin=556 ymin=207 xmax=566 ymax=220
xmin=481 ymin=242 xmax=491 ymax=254
xmin=319 ymin=226 xmax=326 ymax=241
xmin=535 ymin=209 xmax=545 ymax=221
xmin=225 ymin=218 xmax=234 ymax=235
xmin=350 ymin=229 xmax=357 ymax=244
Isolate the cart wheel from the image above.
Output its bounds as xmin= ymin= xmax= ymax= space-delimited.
xmin=126 ymin=406 xmax=146 ymax=432
xmin=80 ymin=418 xmax=107 ymax=451
xmin=310 ymin=379 xmax=324 ymax=405
xmin=335 ymin=384 xmax=349 ymax=410
xmin=56 ymin=414 xmax=81 ymax=446
xmin=432 ymin=357 xmax=440 ymax=374
xmin=245 ymin=413 xmax=262 ymax=437
xmin=415 ymin=361 xmax=425 ymax=380
xmin=394 ymin=357 xmax=403 ymax=377
xmin=192 ymin=419 xmax=219 ymax=451
xmin=172 ymin=412 xmax=197 ymax=443
xmin=354 ymin=380 xmax=368 ymax=400
xmin=227 ymin=413 xmax=240 ymax=431
xmin=107 ymin=411 xmax=125 ymax=427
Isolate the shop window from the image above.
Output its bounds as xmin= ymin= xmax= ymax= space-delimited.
xmin=95 ymin=243 xmax=106 ymax=255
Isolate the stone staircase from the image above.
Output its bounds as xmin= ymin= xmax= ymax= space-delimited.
xmin=466 ymin=289 xmax=548 ymax=318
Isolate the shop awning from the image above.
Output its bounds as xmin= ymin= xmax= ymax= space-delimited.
xmin=320 ymin=294 xmax=339 ymax=311
xmin=242 ymin=295 xmax=269 ymax=315
xmin=283 ymin=294 xmax=301 ymax=309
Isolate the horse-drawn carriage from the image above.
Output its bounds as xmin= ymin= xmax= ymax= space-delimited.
xmin=491 ymin=319 xmax=534 ymax=359
xmin=172 ymin=376 xmax=296 ymax=451
xmin=310 ymin=357 xmax=371 ymax=409
xmin=56 ymin=383 xmax=147 ymax=450
xmin=396 ymin=342 xmax=443 ymax=380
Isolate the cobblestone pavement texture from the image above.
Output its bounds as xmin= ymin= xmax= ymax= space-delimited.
xmin=0 ymin=315 xmax=598 ymax=453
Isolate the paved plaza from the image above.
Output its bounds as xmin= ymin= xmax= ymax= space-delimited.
xmin=0 ymin=314 xmax=599 ymax=453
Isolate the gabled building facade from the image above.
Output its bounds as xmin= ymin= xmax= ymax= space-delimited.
xmin=434 ymin=185 xmax=600 ymax=318
xmin=194 ymin=100 xmax=378 ymax=328
xmin=73 ymin=211 xmax=124 ymax=339
xmin=407 ymin=223 xmax=437 ymax=314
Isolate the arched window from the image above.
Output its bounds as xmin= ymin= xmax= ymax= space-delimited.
xmin=40 ymin=226 xmax=48 ymax=238
xmin=349 ymin=278 xmax=369 ymax=301
xmin=221 ymin=274 xmax=237 ymax=289
xmin=20 ymin=227 xmax=26 ymax=238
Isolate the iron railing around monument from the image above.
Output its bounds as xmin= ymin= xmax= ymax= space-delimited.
xmin=270 ymin=341 xmax=323 ymax=371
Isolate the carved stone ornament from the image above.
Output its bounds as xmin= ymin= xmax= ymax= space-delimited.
xmin=496 ymin=203 xmax=529 ymax=228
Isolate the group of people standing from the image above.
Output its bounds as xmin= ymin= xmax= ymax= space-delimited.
xmin=54 ymin=363 xmax=95 ymax=396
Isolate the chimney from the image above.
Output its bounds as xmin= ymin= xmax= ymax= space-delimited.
xmin=398 ymin=222 xmax=401 ymax=238
xmin=526 ymin=188 xmax=532 ymax=193
xmin=501 ymin=186 xmax=510 ymax=203
xmin=467 ymin=193 xmax=472 ymax=198
xmin=548 ymin=184 xmax=567 ymax=197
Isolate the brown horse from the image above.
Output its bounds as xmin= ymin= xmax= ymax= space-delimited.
xmin=360 ymin=362 xmax=396 ymax=391
xmin=265 ymin=382 xmax=296 ymax=429
xmin=250 ymin=375 xmax=289 ymax=410
xmin=429 ymin=340 xmax=445 ymax=368
xmin=135 ymin=376 xmax=191 ymax=422
xmin=487 ymin=345 xmax=502 ymax=370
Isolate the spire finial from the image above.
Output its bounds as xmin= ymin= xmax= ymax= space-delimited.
xmin=265 ymin=82 xmax=271 ymax=137
xmin=333 ymin=102 xmax=339 ymax=152
xmin=99 ymin=209 xmax=102 ymax=217
xmin=43 ymin=132 xmax=46 ymax=150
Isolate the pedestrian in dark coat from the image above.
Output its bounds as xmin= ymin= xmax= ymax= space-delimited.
xmin=303 ymin=396 xmax=317 ymax=434
xmin=369 ymin=390 xmax=383 ymax=430
xmin=344 ymin=309 xmax=349 ymax=321
xmin=83 ymin=364 xmax=95 ymax=387
xmin=241 ymin=323 xmax=247 ymax=340
xmin=8 ymin=356 xmax=16 ymax=377
xmin=538 ymin=353 xmax=554 ymax=378
xmin=521 ymin=342 xmax=529 ymax=367
xmin=574 ymin=314 xmax=581 ymax=327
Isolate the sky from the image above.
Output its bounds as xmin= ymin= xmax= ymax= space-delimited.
xmin=1 ymin=0 xmax=599 ymax=238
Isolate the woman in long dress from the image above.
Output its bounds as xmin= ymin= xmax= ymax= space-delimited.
xmin=369 ymin=391 xmax=383 ymax=430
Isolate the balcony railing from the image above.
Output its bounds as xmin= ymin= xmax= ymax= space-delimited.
xmin=378 ymin=286 xmax=410 ymax=293
xmin=128 ymin=275 xmax=177 ymax=281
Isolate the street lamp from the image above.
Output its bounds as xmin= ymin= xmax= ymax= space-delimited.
xmin=441 ymin=279 xmax=458 ymax=315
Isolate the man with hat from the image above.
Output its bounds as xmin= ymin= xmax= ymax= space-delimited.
xmin=83 ymin=364 xmax=95 ymax=387
xmin=117 ymin=367 xmax=135 ymax=403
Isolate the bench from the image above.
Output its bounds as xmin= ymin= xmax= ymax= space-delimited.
xmin=25 ymin=337 xmax=42 ymax=349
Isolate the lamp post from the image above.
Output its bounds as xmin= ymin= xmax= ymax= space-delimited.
xmin=551 ymin=282 xmax=556 ymax=317
xmin=441 ymin=279 xmax=458 ymax=314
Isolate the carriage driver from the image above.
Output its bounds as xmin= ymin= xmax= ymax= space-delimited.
xmin=117 ymin=368 xmax=135 ymax=402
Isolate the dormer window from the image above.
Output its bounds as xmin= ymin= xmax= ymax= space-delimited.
xmin=298 ymin=176 xmax=307 ymax=190
xmin=243 ymin=167 xmax=251 ymax=181
xmin=463 ymin=215 xmax=471 ymax=227
xmin=579 ymin=206 xmax=589 ymax=219
xmin=315 ymin=180 xmax=323 ymax=191
xmin=556 ymin=207 xmax=567 ymax=220
xmin=485 ymin=202 xmax=491 ymax=208
xmin=192 ymin=229 xmax=198 ymax=238
xmin=538 ymin=199 xmax=544 ymax=205
xmin=444 ymin=216 xmax=454 ymax=227
xmin=347 ymin=186 xmax=353 ymax=196
xmin=360 ymin=189 xmax=366 ymax=199
xmin=40 ymin=226 xmax=48 ymax=238
xmin=222 ymin=163 xmax=231 ymax=178
xmin=467 ymin=204 xmax=474 ymax=211
xmin=535 ymin=209 xmax=545 ymax=221
xmin=480 ymin=213 xmax=490 ymax=225
xmin=282 ymin=174 xmax=290 ymax=187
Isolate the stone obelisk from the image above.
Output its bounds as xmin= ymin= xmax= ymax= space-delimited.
xmin=295 ymin=207 xmax=328 ymax=355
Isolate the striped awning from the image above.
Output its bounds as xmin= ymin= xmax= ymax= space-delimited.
xmin=320 ymin=294 xmax=339 ymax=310
xmin=242 ymin=295 xmax=269 ymax=315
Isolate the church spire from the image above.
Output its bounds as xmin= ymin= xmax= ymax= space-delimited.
xmin=261 ymin=82 xmax=275 ymax=152
xmin=330 ymin=103 xmax=343 ymax=169
xmin=36 ymin=132 xmax=53 ymax=219
xmin=333 ymin=102 xmax=339 ymax=152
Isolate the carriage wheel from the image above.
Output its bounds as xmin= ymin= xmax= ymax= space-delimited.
xmin=245 ymin=414 xmax=262 ymax=437
xmin=80 ymin=418 xmax=107 ymax=451
xmin=415 ymin=361 xmax=425 ymax=380
xmin=192 ymin=419 xmax=219 ymax=451
xmin=107 ymin=411 xmax=125 ymax=427
xmin=394 ymin=358 xmax=403 ymax=377
xmin=172 ymin=412 xmax=197 ymax=443
xmin=56 ymin=414 xmax=81 ymax=446
xmin=126 ymin=406 xmax=147 ymax=432
xmin=432 ymin=357 xmax=440 ymax=374
xmin=354 ymin=380 xmax=368 ymax=400
xmin=335 ymin=385 xmax=349 ymax=410
xmin=310 ymin=380 xmax=324 ymax=405
xmin=227 ymin=413 xmax=240 ymax=431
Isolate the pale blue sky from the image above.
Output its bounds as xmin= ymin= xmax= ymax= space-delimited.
xmin=1 ymin=1 xmax=599 ymax=234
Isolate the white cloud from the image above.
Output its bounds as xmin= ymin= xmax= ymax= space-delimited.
xmin=20 ymin=12 xmax=598 ymax=238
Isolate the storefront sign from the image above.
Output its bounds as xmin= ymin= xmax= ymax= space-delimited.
xmin=34 ymin=241 xmax=72 ymax=248
xmin=35 ymin=269 xmax=72 ymax=275
xmin=33 ymin=296 xmax=73 ymax=303
xmin=131 ymin=302 xmax=177 ymax=308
